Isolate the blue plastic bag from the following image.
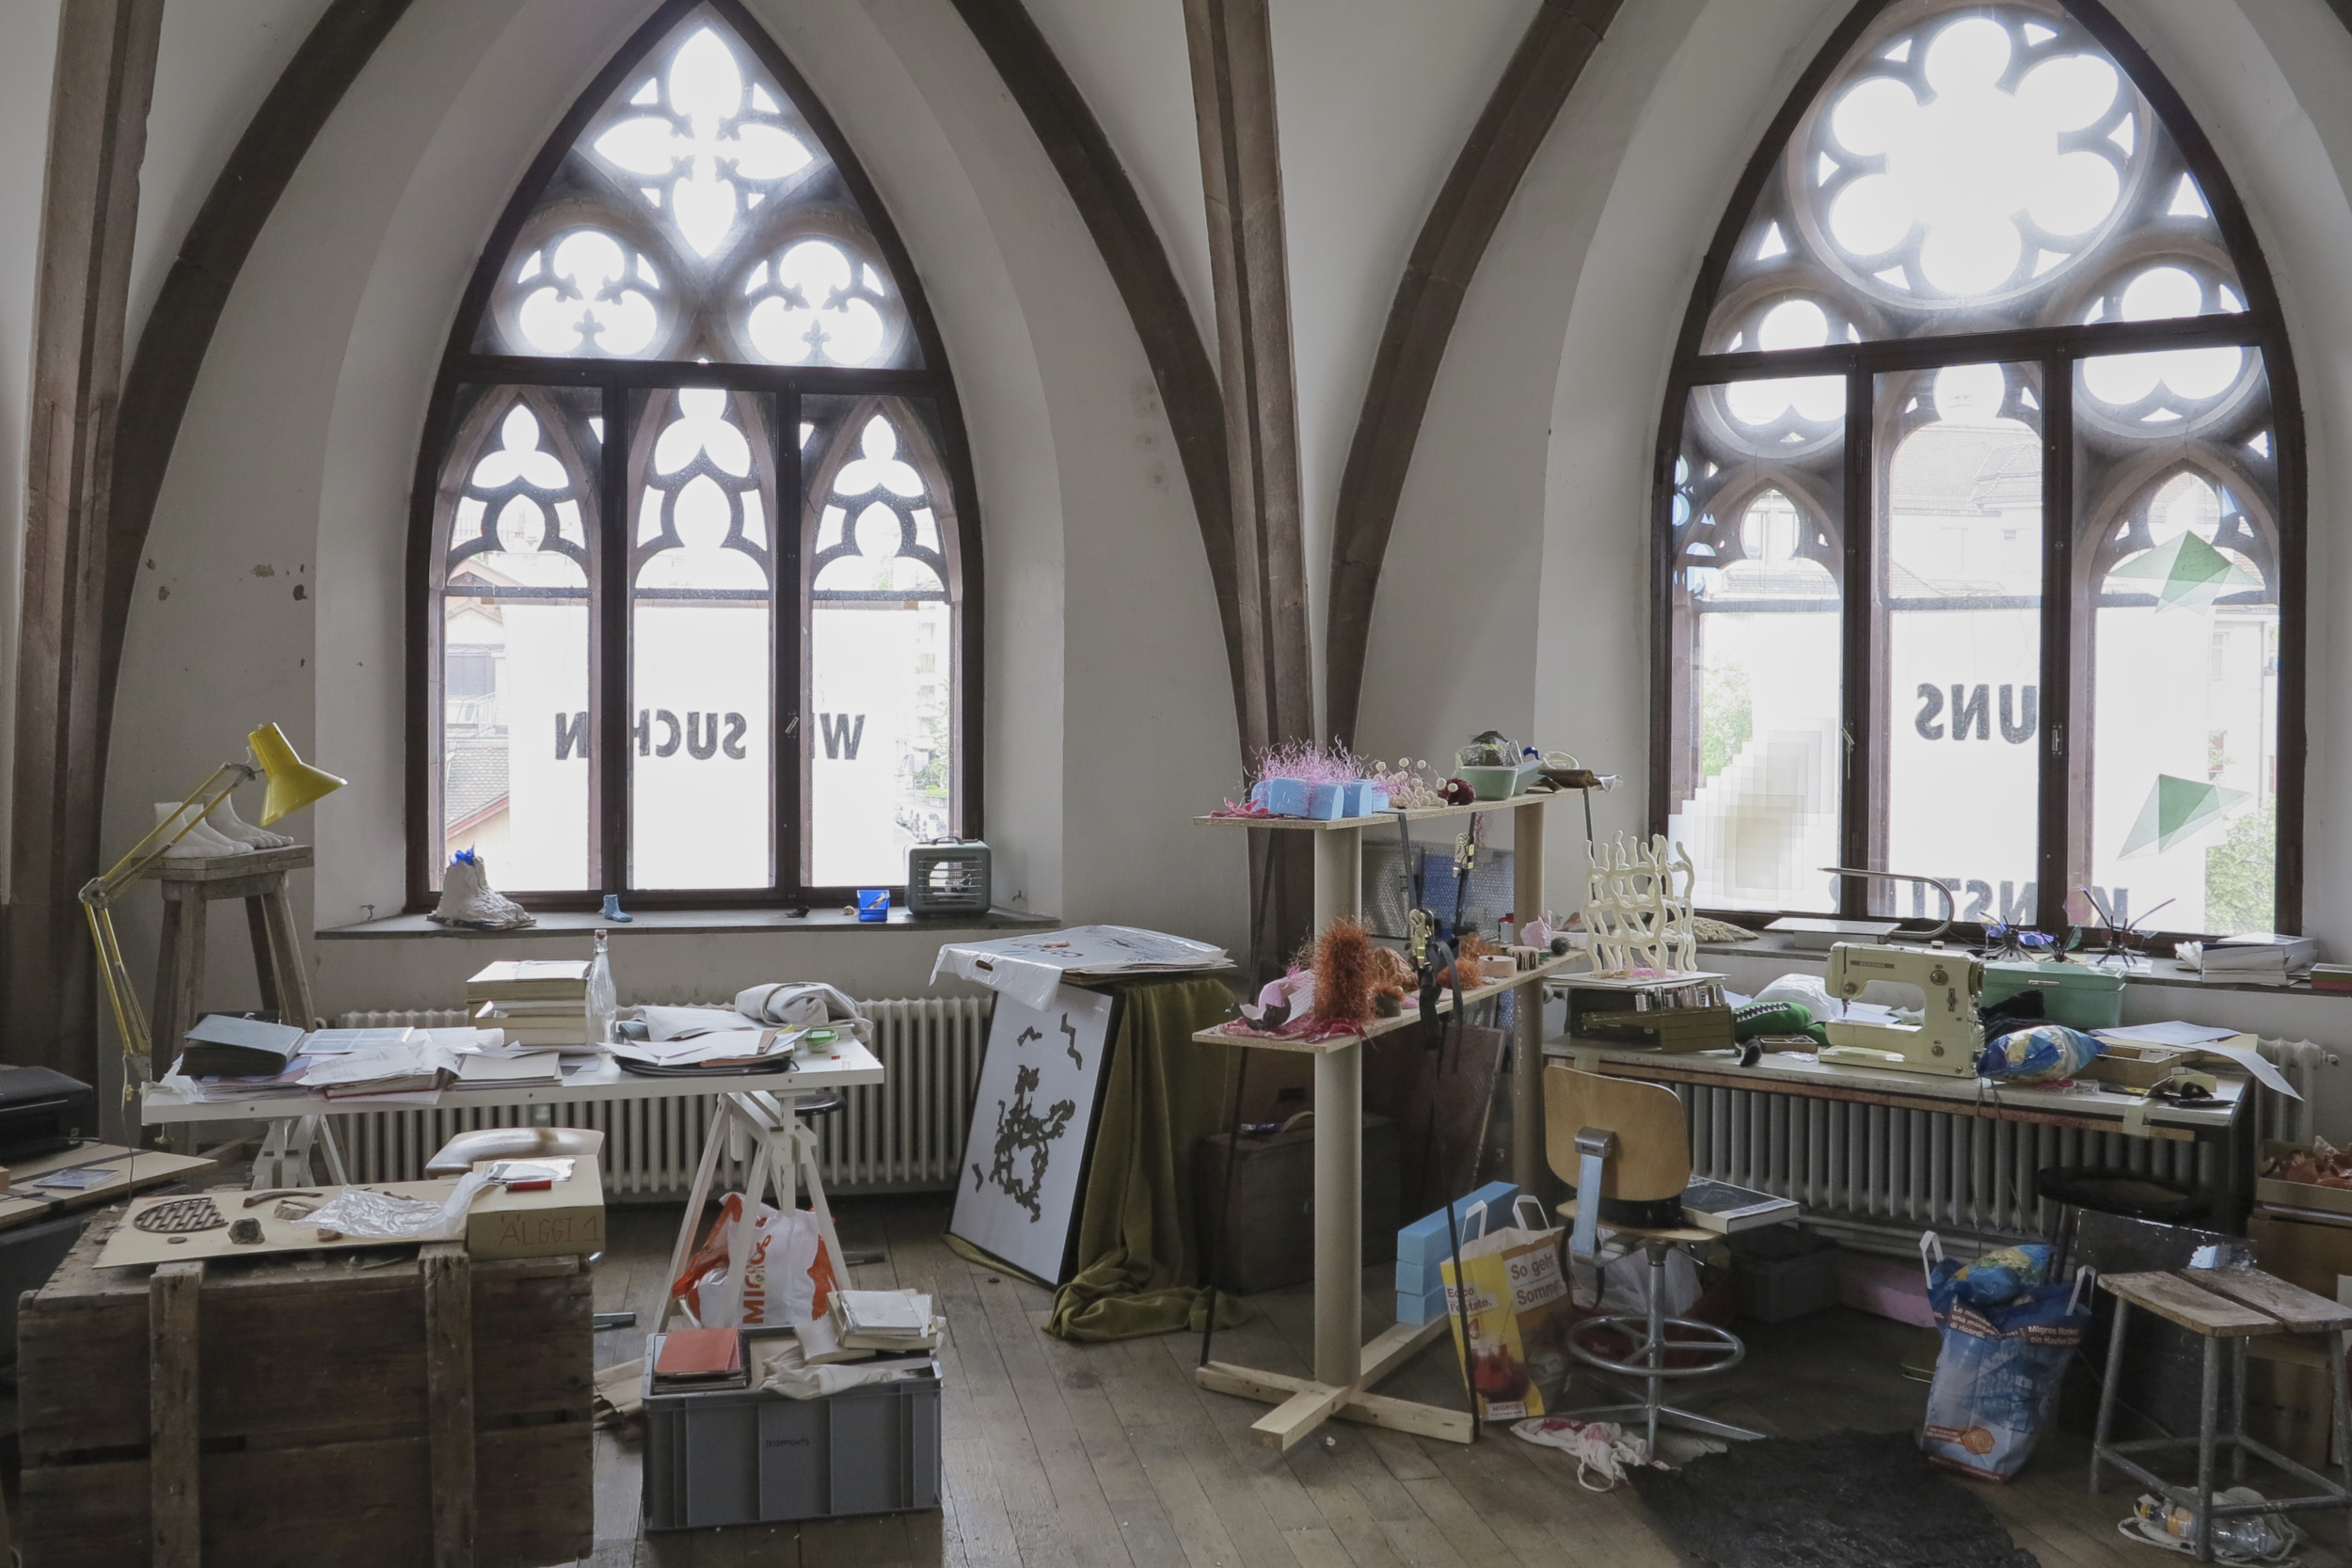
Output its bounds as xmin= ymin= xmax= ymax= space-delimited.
xmin=1978 ymin=1022 xmax=2103 ymax=1083
xmin=1917 ymin=1233 xmax=2092 ymax=1481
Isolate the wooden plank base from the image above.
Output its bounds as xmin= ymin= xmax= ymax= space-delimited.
xmin=1196 ymin=1315 xmax=1466 ymax=1450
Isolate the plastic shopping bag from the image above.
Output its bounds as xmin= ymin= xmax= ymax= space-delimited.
xmin=1440 ymin=1196 xmax=1573 ymax=1422
xmin=1917 ymin=1231 xmax=2091 ymax=1481
xmin=669 ymin=1193 xmax=839 ymax=1328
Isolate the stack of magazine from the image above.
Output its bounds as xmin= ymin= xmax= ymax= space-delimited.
xmin=797 ymin=1289 xmax=944 ymax=1364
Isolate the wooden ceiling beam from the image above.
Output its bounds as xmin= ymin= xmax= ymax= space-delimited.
xmin=7 ymin=0 xmax=164 ymax=1085
xmin=1184 ymin=0 xmax=1315 ymax=756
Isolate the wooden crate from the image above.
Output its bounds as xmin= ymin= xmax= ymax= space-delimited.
xmin=18 ymin=1212 xmax=593 ymax=1568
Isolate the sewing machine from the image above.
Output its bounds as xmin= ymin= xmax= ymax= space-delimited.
xmin=1819 ymin=942 xmax=1984 ymax=1078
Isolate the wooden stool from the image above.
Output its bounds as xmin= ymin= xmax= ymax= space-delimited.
xmin=143 ymin=844 xmax=318 ymax=1082
xmin=2093 ymin=1267 xmax=2352 ymax=1560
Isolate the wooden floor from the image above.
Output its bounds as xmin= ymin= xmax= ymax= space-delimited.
xmin=582 ymin=1196 xmax=2352 ymax=1568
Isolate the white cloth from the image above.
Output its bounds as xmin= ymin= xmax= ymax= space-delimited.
xmin=750 ymin=1336 xmax=932 ymax=1400
xmin=735 ymin=982 xmax=869 ymax=1042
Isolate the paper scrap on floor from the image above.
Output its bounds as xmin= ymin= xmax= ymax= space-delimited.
xmin=930 ymin=925 xmax=1230 ymax=1008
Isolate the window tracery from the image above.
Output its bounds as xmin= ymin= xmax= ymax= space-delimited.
xmin=1658 ymin=0 xmax=2298 ymax=938
xmin=420 ymin=1 xmax=974 ymax=908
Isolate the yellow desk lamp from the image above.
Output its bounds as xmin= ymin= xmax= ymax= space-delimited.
xmin=80 ymin=723 xmax=345 ymax=1094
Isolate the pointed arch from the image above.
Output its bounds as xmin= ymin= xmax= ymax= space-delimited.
xmin=407 ymin=0 xmax=981 ymax=909
xmin=1653 ymin=0 xmax=2302 ymax=939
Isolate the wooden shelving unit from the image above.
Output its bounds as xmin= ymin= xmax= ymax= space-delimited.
xmin=1190 ymin=791 xmax=1571 ymax=1450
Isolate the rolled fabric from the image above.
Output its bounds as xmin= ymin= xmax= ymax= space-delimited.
xmin=734 ymin=981 xmax=870 ymax=1042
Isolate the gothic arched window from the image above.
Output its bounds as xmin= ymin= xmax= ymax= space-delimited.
xmin=413 ymin=0 xmax=978 ymax=908
xmin=1655 ymin=0 xmax=2300 ymax=940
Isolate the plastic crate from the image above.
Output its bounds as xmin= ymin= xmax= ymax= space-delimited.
xmin=643 ymin=1355 xmax=942 ymax=1529
xmin=1728 ymin=1227 xmax=1841 ymax=1323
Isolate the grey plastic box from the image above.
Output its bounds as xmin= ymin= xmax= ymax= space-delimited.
xmin=642 ymin=1356 xmax=943 ymax=1529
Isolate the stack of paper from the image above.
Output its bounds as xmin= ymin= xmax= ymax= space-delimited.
xmin=930 ymin=926 xmax=1230 ymax=1008
xmin=609 ymin=1029 xmax=798 ymax=1070
xmin=298 ymin=1040 xmax=463 ymax=1099
xmin=2189 ymin=934 xmax=2319 ymax=987
xmin=834 ymin=1289 xmax=943 ymax=1351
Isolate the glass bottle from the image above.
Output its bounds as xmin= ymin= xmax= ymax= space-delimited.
xmin=586 ymin=927 xmax=618 ymax=1045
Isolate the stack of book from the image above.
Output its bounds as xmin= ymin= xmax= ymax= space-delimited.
xmin=467 ymin=960 xmax=596 ymax=1050
xmin=798 ymin=1289 xmax=944 ymax=1363
xmin=2194 ymin=933 xmax=2319 ymax=987
xmin=2312 ymin=962 xmax=2352 ymax=994
xmin=648 ymin=1327 xmax=747 ymax=1393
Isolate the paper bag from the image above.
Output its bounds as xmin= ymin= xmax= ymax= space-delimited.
xmin=669 ymin=1193 xmax=838 ymax=1328
xmin=1440 ymin=1196 xmax=1573 ymax=1421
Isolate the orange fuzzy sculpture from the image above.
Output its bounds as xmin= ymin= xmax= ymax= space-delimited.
xmin=1436 ymin=931 xmax=1491 ymax=990
xmin=1311 ymin=919 xmax=1380 ymax=1025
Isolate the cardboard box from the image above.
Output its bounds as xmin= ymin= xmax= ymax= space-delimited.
xmin=2246 ymin=1337 xmax=2340 ymax=1473
xmin=2256 ymin=1142 xmax=2352 ymax=1220
xmin=468 ymin=1159 xmax=607 ymax=1260
xmin=2249 ymin=1204 xmax=2352 ymax=1299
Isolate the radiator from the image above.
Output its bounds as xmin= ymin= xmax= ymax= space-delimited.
xmin=1681 ymin=1037 xmax=2339 ymax=1248
xmin=329 ymin=996 xmax=992 ymax=1197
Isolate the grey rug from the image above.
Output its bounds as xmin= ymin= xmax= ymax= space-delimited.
xmin=1628 ymin=1431 xmax=2039 ymax=1568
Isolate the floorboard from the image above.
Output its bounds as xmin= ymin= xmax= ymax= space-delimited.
xmin=550 ymin=1195 xmax=2352 ymax=1568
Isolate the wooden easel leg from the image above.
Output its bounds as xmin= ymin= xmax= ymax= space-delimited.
xmin=243 ymin=895 xmax=280 ymax=1018
xmin=151 ymin=888 xmax=206 ymax=1085
xmin=257 ymin=881 xmax=315 ymax=1029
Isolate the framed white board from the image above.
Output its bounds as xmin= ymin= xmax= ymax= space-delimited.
xmin=949 ymin=985 xmax=1116 ymax=1283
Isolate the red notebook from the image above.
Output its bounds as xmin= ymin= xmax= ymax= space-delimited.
xmin=653 ymin=1327 xmax=742 ymax=1381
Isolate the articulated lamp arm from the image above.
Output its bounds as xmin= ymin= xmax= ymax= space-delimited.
xmin=80 ymin=761 xmax=258 ymax=1097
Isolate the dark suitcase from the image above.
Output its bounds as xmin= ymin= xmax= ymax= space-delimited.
xmin=1196 ymin=1115 xmax=1399 ymax=1295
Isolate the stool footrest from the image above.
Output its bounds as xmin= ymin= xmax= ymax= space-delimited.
xmin=1566 ymin=1314 xmax=1744 ymax=1380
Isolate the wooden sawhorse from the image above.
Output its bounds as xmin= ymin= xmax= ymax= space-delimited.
xmin=143 ymin=844 xmax=318 ymax=1084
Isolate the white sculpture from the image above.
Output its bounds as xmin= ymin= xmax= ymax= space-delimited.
xmin=1583 ymin=832 xmax=1698 ymax=974
xmin=153 ymin=801 xmax=251 ymax=859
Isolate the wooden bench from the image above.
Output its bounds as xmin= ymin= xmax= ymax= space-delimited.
xmin=2094 ymin=1267 xmax=2352 ymax=1561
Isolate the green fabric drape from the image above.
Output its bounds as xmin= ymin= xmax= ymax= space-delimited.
xmin=1045 ymin=975 xmax=1253 ymax=1340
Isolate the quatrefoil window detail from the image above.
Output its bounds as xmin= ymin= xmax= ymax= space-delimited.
xmin=593 ymin=26 xmax=816 ymax=260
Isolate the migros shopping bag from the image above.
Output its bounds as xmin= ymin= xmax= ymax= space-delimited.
xmin=1440 ymin=1196 xmax=1573 ymax=1421
xmin=669 ymin=1193 xmax=839 ymax=1328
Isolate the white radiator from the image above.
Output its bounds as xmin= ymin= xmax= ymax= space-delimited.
xmin=1681 ymin=1037 xmax=2339 ymax=1246
xmin=330 ymin=996 xmax=992 ymax=1197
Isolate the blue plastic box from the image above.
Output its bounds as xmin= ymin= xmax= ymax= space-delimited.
xmin=1397 ymin=1180 xmax=1518 ymax=1268
xmin=1397 ymin=1258 xmax=1443 ymax=1296
xmin=1261 ymin=778 xmax=1310 ymax=816
xmin=1396 ymin=1281 xmax=1449 ymax=1325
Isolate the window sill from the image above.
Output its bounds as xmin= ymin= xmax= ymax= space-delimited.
xmin=1695 ymin=936 xmax=2327 ymax=997
xmin=318 ymin=906 xmax=1060 ymax=941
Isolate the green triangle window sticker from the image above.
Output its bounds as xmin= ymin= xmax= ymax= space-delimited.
xmin=2108 ymin=531 xmax=2260 ymax=611
xmin=2119 ymin=773 xmax=2250 ymax=857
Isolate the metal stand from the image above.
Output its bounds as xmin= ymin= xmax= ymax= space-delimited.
xmin=251 ymin=1114 xmax=349 ymax=1188
xmin=2092 ymin=1295 xmax=2352 ymax=1562
xmin=1564 ymin=1236 xmax=1761 ymax=1453
xmin=660 ymin=1088 xmax=849 ymax=1329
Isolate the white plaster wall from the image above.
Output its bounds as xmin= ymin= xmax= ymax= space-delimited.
xmin=129 ymin=0 xmax=334 ymax=344
xmin=1365 ymin=0 xmax=2352 ymax=1053
xmin=1024 ymin=0 xmax=1537 ymax=731
xmin=102 ymin=0 xmax=1245 ymax=1060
